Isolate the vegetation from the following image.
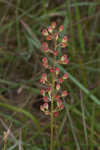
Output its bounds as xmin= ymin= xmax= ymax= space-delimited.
xmin=0 ymin=0 xmax=100 ymax=149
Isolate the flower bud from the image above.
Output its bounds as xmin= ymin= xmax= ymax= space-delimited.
xmin=42 ymin=57 xmax=47 ymax=63
xmin=42 ymin=62 xmax=48 ymax=68
xmin=42 ymin=29 xmax=49 ymax=36
xmin=42 ymin=73 xmax=47 ymax=79
xmin=62 ymin=36 xmax=68 ymax=43
xmin=50 ymin=67 xmax=55 ymax=73
xmin=57 ymin=99 xmax=62 ymax=107
xmin=56 ymin=84 xmax=60 ymax=90
xmin=43 ymin=103 xmax=48 ymax=110
xmin=42 ymin=42 xmax=48 ymax=52
xmin=63 ymin=73 xmax=68 ymax=80
xmin=40 ymin=73 xmax=47 ymax=84
xmin=43 ymin=96 xmax=48 ymax=102
xmin=54 ymin=33 xmax=58 ymax=40
xmin=55 ymin=95 xmax=60 ymax=100
xmin=61 ymin=55 xmax=69 ymax=64
xmin=61 ymin=55 xmax=68 ymax=61
xmin=53 ymin=111 xmax=59 ymax=117
xmin=57 ymin=100 xmax=64 ymax=110
xmin=48 ymin=26 xmax=53 ymax=33
xmin=55 ymin=68 xmax=60 ymax=75
xmin=40 ymin=105 xmax=44 ymax=112
xmin=59 ymin=25 xmax=64 ymax=32
xmin=64 ymin=59 xmax=69 ymax=64
xmin=51 ymin=22 xmax=56 ymax=29
xmin=59 ymin=104 xmax=64 ymax=109
xmin=46 ymin=35 xmax=52 ymax=40
xmin=61 ymin=42 xmax=67 ymax=48
xmin=62 ymin=90 xmax=68 ymax=97
xmin=58 ymin=78 xmax=63 ymax=83
xmin=53 ymin=50 xmax=58 ymax=56
xmin=40 ymin=89 xmax=45 ymax=96
xmin=46 ymin=87 xmax=52 ymax=95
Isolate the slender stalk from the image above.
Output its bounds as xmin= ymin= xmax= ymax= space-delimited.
xmin=50 ymin=39 xmax=57 ymax=150
xmin=50 ymin=74 xmax=55 ymax=150
xmin=3 ymin=143 xmax=6 ymax=150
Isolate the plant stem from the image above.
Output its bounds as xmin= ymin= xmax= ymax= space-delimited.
xmin=50 ymin=74 xmax=54 ymax=150
xmin=50 ymin=39 xmax=57 ymax=150
xmin=3 ymin=143 xmax=6 ymax=150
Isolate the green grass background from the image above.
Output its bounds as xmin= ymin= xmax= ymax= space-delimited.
xmin=0 ymin=0 xmax=100 ymax=149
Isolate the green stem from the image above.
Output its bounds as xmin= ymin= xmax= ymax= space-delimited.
xmin=50 ymin=75 xmax=54 ymax=150
xmin=3 ymin=143 xmax=6 ymax=150
xmin=50 ymin=38 xmax=57 ymax=150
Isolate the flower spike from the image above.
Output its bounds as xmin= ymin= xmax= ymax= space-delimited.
xmin=40 ymin=22 xmax=69 ymax=117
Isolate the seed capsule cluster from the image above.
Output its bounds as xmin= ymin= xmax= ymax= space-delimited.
xmin=40 ymin=22 xmax=69 ymax=117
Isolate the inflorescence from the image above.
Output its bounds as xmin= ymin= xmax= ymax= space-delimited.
xmin=40 ymin=22 xmax=69 ymax=117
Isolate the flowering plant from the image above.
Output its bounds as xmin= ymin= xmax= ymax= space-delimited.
xmin=40 ymin=22 xmax=69 ymax=150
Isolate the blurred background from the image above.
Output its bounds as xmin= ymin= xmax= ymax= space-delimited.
xmin=0 ymin=0 xmax=100 ymax=149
